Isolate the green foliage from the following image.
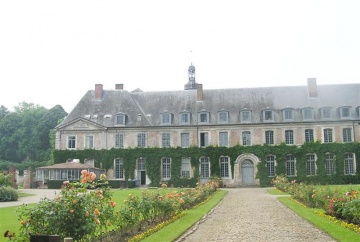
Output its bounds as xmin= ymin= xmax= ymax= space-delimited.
xmin=0 ymin=172 xmax=12 ymax=187
xmin=54 ymin=142 xmax=360 ymax=187
xmin=0 ymin=160 xmax=48 ymax=173
xmin=0 ymin=186 xmax=18 ymax=201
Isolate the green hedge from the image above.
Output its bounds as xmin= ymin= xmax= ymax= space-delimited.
xmin=53 ymin=142 xmax=360 ymax=187
xmin=0 ymin=186 xmax=18 ymax=201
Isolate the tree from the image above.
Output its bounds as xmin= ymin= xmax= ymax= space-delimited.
xmin=0 ymin=105 xmax=9 ymax=121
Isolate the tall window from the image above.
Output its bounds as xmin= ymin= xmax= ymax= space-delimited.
xmin=180 ymin=112 xmax=190 ymax=125
xmin=240 ymin=111 xmax=251 ymax=123
xmin=67 ymin=135 xmax=76 ymax=149
xmin=161 ymin=133 xmax=171 ymax=147
xmin=265 ymin=130 xmax=274 ymax=145
xmin=200 ymin=157 xmax=210 ymax=178
xmin=115 ymin=114 xmax=126 ymax=125
xmin=219 ymin=132 xmax=229 ymax=147
xmin=325 ymin=153 xmax=335 ymax=175
xmin=220 ymin=156 xmax=230 ymax=178
xmin=181 ymin=133 xmax=189 ymax=148
xmin=114 ymin=158 xmax=124 ymax=179
xmin=181 ymin=158 xmax=191 ymax=178
xmin=285 ymin=130 xmax=294 ymax=144
xmin=323 ymin=129 xmax=333 ymax=143
xmin=283 ymin=109 xmax=294 ymax=121
xmin=343 ymin=128 xmax=352 ymax=143
xmin=266 ymin=155 xmax=276 ymax=177
xmin=115 ymin=134 xmax=124 ymax=148
xmin=162 ymin=158 xmax=171 ymax=179
xmin=137 ymin=133 xmax=146 ymax=147
xmin=137 ymin=158 xmax=146 ymax=171
xmin=264 ymin=110 xmax=274 ymax=122
xmin=85 ymin=135 xmax=94 ymax=149
xmin=344 ymin=153 xmax=355 ymax=175
xmin=340 ymin=107 xmax=351 ymax=119
xmin=286 ymin=155 xmax=296 ymax=176
xmin=200 ymin=132 xmax=209 ymax=147
xmin=306 ymin=154 xmax=316 ymax=176
xmin=302 ymin=108 xmax=314 ymax=121
xmin=218 ymin=111 xmax=229 ymax=123
xmin=321 ymin=108 xmax=332 ymax=119
xmin=198 ymin=112 xmax=209 ymax=124
xmin=242 ymin=131 xmax=251 ymax=146
xmin=304 ymin=129 xmax=314 ymax=143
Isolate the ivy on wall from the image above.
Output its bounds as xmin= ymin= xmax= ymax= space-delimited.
xmin=53 ymin=142 xmax=360 ymax=187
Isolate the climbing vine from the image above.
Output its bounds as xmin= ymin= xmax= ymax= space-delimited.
xmin=53 ymin=142 xmax=360 ymax=187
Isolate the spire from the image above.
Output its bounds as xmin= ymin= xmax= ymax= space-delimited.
xmin=184 ymin=63 xmax=198 ymax=90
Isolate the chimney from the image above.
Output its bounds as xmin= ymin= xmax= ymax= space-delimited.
xmin=197 ymin=84 xmax=203 ymax=101
xmin=115 ymin=84 xmax=124 ymax=90
xmin=95 ymin=84 xmax=103 ymax=100
xmin=307 ymin=78 xmax=317 ymax=98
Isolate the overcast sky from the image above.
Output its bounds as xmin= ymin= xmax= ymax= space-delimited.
xmin=1 ymin=0 xmax=359 ymax=113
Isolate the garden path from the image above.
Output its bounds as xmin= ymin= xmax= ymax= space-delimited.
xmin=178 ymin=188 xmax=336 ymax=242
xmin=0 ymin=189 xmax=60 ymax=208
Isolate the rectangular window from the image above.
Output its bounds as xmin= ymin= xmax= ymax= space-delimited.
xmin=85 ymin=135 xmax=94 ymax=149
xmin=265 ymin=131 xmax=274 ymax=145
xmin=219 ymin=132 xmax=229 ymax=147
xmin=285 ymin=130 xmax=294 ymax=144
xmin=240 ymin=111 xmax=251 ymax=123
xmin=321 ymin=108 xmax=332 ymax=119
xmin=181 ymin=133 xmax=190 ymax=148
xmin=340 ymin=107 xmax=351 ymax=119
xmin=242 ymin=131 xmax=251 ymax=146
xmin=325 ymin=153 xmax=335 ymax=175
xmin=323 ymin=129 xmax=333 ymax=143
xmin=137 ymin=158 xmax=146 ymax=171
xmin=200 ymin=132 xmax=209 ymax=147
xmin=344 ymin=153 xmax=355 ymax=175
xmin=302 ymin=109 xmax=314 ymax=121
xmin=161 ymin=113 xmax=171 ymax=124
xmin=200 ymin=157 xmax=210 ymax=178
xmin=266 ymin=155 xmax=275 ymax=177
xmin=181 ymin=158 xmax=191 ymax=178
xmin=180 ymin=113 xmax=190 ymax=124
xmin=264 ymin=110 xmax=274 ymax=122
xmin=286 ymin=155 xmax=296 ymax=176
xmin=116 ymin=114 xmax=126 ymax=125
xmin=220 ymin=157 xmax=230 ymax=178
xmin=304 ymin=129 xmax=314 ymax=143
xmin=199 ymin=112 xmax=209 ymax=123
xmin=137 ymin=133 xmax=146 ymax=147
xmin=68 ymin=135 xmax=76 ymax=149
xmin=343 ymin=128 xmax=352 ymax=143
xmin=306 ymin=154 xmax=316 ymax=176
xmin=115 ymin=133 xmax=124 ymax=148
xmin=114 ymin=158 xmax=124 ymax=179
xmin=161 ymin=133 xmax=171 ymax=147
xmin=162 ymin=158 xmax=171 ymax=179
xmin=218 ymin=111 xmax=229 ymax=123
xmin=283 ymin=109 xmax=294 ymax=121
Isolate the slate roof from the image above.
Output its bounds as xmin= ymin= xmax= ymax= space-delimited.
xmin=36 ymin=162 xmax=101 ymax=170
xmin=58 ymin=83 xmax=360 ymax=128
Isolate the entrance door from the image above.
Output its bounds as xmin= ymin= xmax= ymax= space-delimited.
xmin=241 ymin=159 xmax=254 ymax=184
xmin=137 ymin=158 xmax=146 ymax=185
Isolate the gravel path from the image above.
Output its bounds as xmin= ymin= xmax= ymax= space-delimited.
xmin=178 ymin=188 xmax=336 ymax=242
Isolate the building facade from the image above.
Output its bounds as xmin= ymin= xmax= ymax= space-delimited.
xmin=55 ymin=64 xmax=360 ymax=187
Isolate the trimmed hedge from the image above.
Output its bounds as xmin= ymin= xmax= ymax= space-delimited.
xmin=0 ymin=186 xmax=18 ymax=201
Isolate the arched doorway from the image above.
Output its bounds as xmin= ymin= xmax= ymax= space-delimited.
xmin=241 ymin=159 xmax=254 ymax=184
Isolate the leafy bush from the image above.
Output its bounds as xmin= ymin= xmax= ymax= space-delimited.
xmin=0 ymin=186 xmax=18 ymax=201
xmin=0 ymin=172 xmax=12 ymax=187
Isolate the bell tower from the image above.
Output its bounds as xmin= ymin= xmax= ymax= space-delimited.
xmin=184 ymin=63 xmax=197 ymax=90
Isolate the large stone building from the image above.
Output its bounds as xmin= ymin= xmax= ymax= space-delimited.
xmin=55 ymin=64 xmax=360 ymax=187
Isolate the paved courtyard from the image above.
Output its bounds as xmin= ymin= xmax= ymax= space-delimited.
xmin=178 ymin=188 xmax=336 ymax=242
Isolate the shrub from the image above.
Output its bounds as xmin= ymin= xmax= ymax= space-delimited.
xmin=0 ymin=172 xmax=12 ymax=187
xmin=0 ymin=186 xmax=18 ymax=201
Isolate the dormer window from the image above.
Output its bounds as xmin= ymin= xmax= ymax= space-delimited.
xmin=302 ymin=108 xmax=314 ymax=121
xmin=198 ymin=111 xmax=210 ymax=124
xmin=115 ymin=113 xmax=126 ymax=125
xmin=218 ymin=111 xmax=229 ymax=123
xmin=161 ymin=112 xmax=172 ymax=125
xmin=340 ymin=106 xmax=351 ymax=119
xmin=283 ymin=109 xmax=294 ymax=122
xmin=179 ymin=112 xmax=191 ymax=125
xmin=240 ymin=110 xmax=251 ymax=123
xmin=263 ymin=110 xmax=274 ymax=122
xmin=321 ymin=107 xmax=332 ymax=120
